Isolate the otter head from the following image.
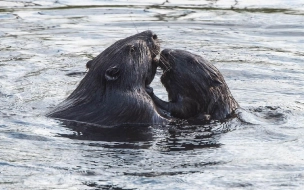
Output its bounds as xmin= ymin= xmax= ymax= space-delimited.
xmin=71 ymin=31 xmax=160 ymax=99
xmin=159 ymin=49 xmax=223 ymax=102
xmin=47 ymin=31 xmax=162 ymax=125
xmin=159 ymin=49 xmax=238 ymax=119
xmin=86 ymin=30 xmax=160 ymax=86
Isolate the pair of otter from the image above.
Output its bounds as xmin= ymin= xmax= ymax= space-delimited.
xmin=47 ymin=31 xmax=239 ymax=126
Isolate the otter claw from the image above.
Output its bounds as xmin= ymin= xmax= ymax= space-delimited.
xmin=145 ymin=86 xmax=154 ymax=95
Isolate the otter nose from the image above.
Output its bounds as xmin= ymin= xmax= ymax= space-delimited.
xmin=161 ymin=49 xmax=171 ymax=58
xmin=152 ymin=34 xmax=157 ymax=40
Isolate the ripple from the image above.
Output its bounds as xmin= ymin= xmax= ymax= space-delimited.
xmin=1 ymin=0 xmax=304 ymax=189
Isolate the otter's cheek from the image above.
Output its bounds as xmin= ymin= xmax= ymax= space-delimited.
xmin=166 ymin=78 xmax=171 ymax=85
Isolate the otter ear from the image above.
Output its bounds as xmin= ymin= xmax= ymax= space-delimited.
xmin=86 ymin=60 xmax=94 ymax=69
xmin=105 ymin=66 xmax=121 ymax=81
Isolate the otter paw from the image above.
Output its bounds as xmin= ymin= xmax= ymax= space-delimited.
xmin=145 ymin=86 xmax=154 ymax=95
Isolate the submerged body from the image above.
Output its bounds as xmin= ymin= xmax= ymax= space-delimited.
xmin=148 ymin=49 xmax=239 ymax=122
xmin=47 ymin=31 xmax=168 ymax=126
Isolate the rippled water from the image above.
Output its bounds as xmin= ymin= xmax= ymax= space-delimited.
xmin=1 ymin=0 xmax=304 ymax=189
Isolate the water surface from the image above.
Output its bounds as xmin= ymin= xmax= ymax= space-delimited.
xmin=1 ymin=0 xmax=304 ymax=189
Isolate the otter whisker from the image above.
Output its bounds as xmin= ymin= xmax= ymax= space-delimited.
xmin=159 ymin=53 xmax=171 ymax=73
xmin=48 ymin=30 xmax=169 ymax=126
xmin=152 ymin=49 xmax=239 ymax=123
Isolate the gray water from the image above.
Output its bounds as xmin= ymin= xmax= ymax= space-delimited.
xmin=1 ymin=0 xmax=304 ymax=189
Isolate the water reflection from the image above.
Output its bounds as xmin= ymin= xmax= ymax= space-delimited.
xmin=55 ymin=118 xmax=243 ymax=152
xmin=58 ymin=120 xmax=155 ymax=142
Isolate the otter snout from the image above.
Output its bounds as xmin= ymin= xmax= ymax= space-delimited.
xmin=159 ymin=49 xmax=174 ymax=71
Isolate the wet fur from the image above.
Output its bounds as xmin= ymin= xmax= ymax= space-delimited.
xmin=150 ymin=49 xmax=239 ymax=121
xmin=47 ymin=31 xmax=168 ymax=126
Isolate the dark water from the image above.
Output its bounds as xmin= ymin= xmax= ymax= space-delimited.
xmin=1 ymin=0 xmax=304 ymax=189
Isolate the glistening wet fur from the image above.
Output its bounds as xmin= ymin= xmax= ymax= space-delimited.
xmin=148 ymin=49 xmax=239 ymax=122
xmin=47 ymin=30 xmax=168 ymax=126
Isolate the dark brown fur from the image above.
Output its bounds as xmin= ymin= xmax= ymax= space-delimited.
xmin=148 ymin=49 xmax=239 ymax=121
xmin=47 ymin=31 xmax=168 ymax=126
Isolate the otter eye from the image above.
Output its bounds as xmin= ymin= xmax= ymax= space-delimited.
xmin=152 ymin=34 xmax=157 ymax=40
xmin=130 ymin=45 xmax=137 ymax=53
xmin=105 ymin=66 xmax=121 ymax=81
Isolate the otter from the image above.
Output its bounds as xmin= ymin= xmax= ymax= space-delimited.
xmin=147 ymin=49 xmax=239 ymax=122
xmin=47 ymin=30 xmax=168 ymax=126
